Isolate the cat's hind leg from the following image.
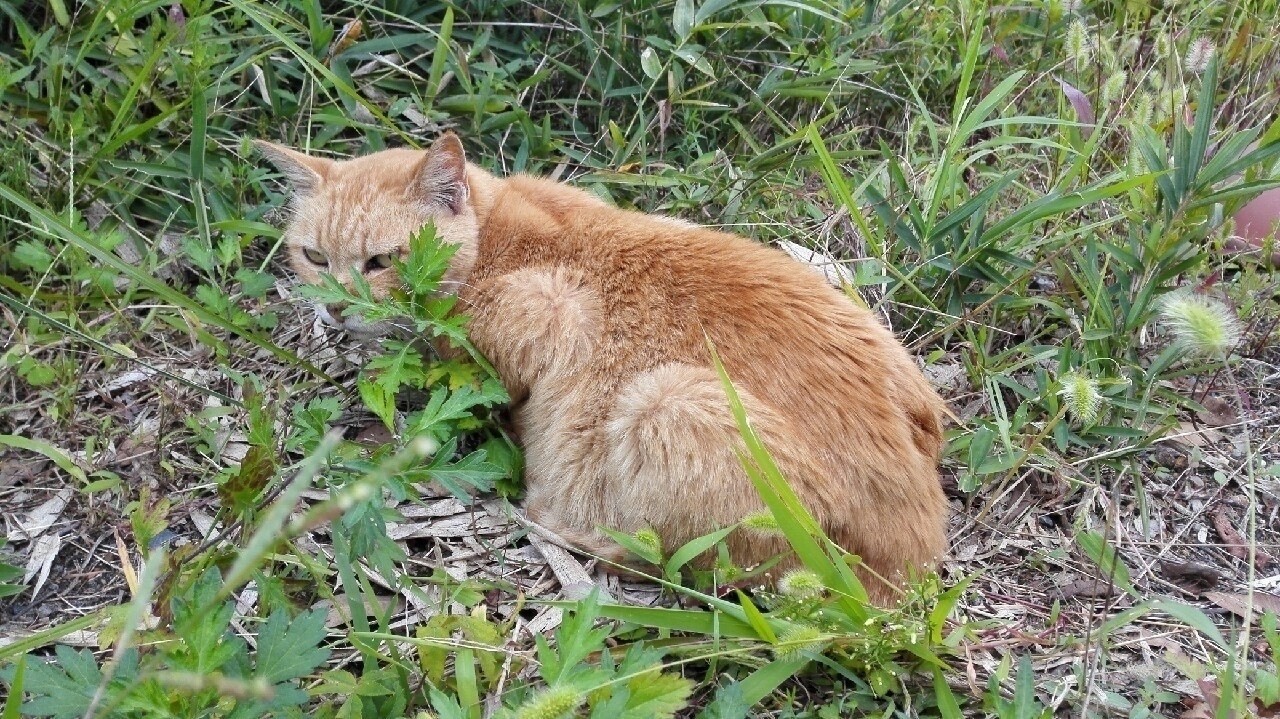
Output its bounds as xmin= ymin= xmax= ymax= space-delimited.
xmin=597 ymin=362 xmax=796 ymax=570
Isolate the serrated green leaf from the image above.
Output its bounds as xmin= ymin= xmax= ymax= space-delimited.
xmin=621 ymin=670 xmax=693 ymax=719
xmin=695 ymin=682 xmax=748 ymax=719
xmin=359 ymin=375 xmax=398 ymax=431
xmin=423 ymin=446 xmax=505 ymax=498
xmin=541 ymin=591 xmax=612 ymax=685
xmin=254 ymin=608 xmax=331 ymax=684
xmin=11 ymin=240 xmax=52 ymax=272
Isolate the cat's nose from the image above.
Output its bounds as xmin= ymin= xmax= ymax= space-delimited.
xmin=325 ymin=302 xmax=347 ymax=320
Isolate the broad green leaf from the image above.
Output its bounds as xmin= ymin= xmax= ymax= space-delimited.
xmin=640 ymin=47 xmax=662 ymax=80
xmin=621 ymin=670 xmax=694 ymax=719
xmin=734 ymin=591 xmax=779 ymax=644
xmin=673 ymin=0 xmax=694 ymax=39
xmin=255 ymin=608 xmax=332 ymax=684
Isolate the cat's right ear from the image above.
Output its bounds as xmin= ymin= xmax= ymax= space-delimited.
xmin=410 ymin=133 xmax=468 ymax=213
xmin=252 ymin=140 xmax=332 ymax=196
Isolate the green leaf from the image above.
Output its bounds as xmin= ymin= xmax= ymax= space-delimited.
xmin=598 ymin=526 xmax=664 ymax=566
xmin=734 ymin=591 xmax=779 ymax=644
xmin=640 ymin=47 xmax=662 ymax=80
xmin=1011 ymin=654 xmax=1045 ymax=719
xmin=621 ymin=670 xmax=693 ymax=719
xmin=0 ymin=435 xmax=86 ymax=483
xmin=539 ymin=590 xmax=612 ymax=685
xmin=359 ymin=375 xmax=398 ymax=431
xmin=695 ymin=682 xmax=748 ymax=719
xmin=673 ymin=0 xmax=694 ymax=39
xmin=430 ymin=685 xmax=470 ymax=719
xmin=10 ymin=240 xmax=52 ymax=272
xmin=664 ymin=524 xmax=737 ymax=580
xmin=1150 ymin=599 xmax=1228 ymax=649
xmin=255 ymin=608 xmax=332 ymax=684
xmin=4 ymin=646 xmax=138 ymax=719
xmin=933 ymin=668 xmax=963 ymax=719
xmin=422 ymin=445 xmax=505 ymax=498
xmin=1075 ymin=530 xmax=1136 ymax=597
xmin=589 ymin=604 xmax=758 ymax=639
xmin=734 ymin=655 xmax=810 ymax=706
xmin=1 ymin=656 xmax=25 ymax=719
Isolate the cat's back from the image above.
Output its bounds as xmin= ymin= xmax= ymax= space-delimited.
xmin=485 ymin=181 xmax=942 ymax=447
xmin=567 ymin=208 xmax=945 ymax=463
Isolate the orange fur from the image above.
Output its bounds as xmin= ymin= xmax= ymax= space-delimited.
xmin=257 ymin=134 xmax=949 ymax=605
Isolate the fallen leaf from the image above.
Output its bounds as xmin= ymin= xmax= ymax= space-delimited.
xmin=1171 ymin=421 xmax=1224 ymax=448
xmin=1054 ymin=578 xmax=1118 ymax=600
xmin=24 ymin=532 xmax=63 ymax=599
xmin=1179 ymin=702 xmax=1213 ymax=719
xmin=1205 ymin=591 xmax=1280 ymax=621
xmin=115 ymin=528 xmax=138 ymax=595
xmin=1196 ymin=678 xmax=1223 ymax=719
xmin=1196 ymin=395 xmax=1239 ymax=428
xmin=1213 ymin=507 xmax=1276 ymax=570
xmin=776 ymin=240 xmax=855 ymax=287
xmin=1257 ymin=697 xmax=1280 ymax=718
xmin=15 ymin=488 xmax=72 ymax=541
xmin=353 ymin=422 xmax=394 ymax=447
xmin=1161 ymin=561 xmax=1221 ymax=595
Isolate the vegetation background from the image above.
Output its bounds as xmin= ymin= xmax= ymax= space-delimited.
xmin=0 ymin=0 xmax=1279 ymax=716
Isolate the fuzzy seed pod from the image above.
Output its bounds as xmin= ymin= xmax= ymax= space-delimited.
xmin=1158 ymin=292 xmax=1241 ymax=358
xmin=1185 ymin=38 xmax=1215 ymax=74
xmin=778 ymin=569 xmax=826 ymax=599
xmin=1057 ymin=371 xmax=1102 ymax=425
xmin=514 ymin=686 xmax=584 ymax=719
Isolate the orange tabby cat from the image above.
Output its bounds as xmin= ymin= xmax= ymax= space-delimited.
xmin=256 ymin=133 xmax=948 ymax=604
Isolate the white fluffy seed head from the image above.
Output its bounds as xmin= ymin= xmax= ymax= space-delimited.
xmin=1057 ymin=371 xmax=1102 ymax=424
xmin=778 ymin=569 xmax=826 ymax=599
xmin=1185 ymin=38 xmax=1215 ymax=74
xmin=1158 ymin=291 xmax=1242 ymax=358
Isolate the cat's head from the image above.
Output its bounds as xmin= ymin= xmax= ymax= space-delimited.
xmin=254 ymin=133 xmax=480 ymax=336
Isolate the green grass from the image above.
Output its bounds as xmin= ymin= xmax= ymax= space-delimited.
xmin=2 ymin=0 xmax=1280 ymax=717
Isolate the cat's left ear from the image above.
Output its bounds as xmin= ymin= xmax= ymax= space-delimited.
xmin=410 ymin=133 xmax=468 ymax=213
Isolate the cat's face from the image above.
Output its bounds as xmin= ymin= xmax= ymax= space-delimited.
xmin=254 ymin=134 xmax=479 ymax=336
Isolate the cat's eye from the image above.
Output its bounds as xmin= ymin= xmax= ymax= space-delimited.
xmin=302 ymin=248 xmax=328 ymax=266
xmin=365 ymin=253 xmax=396 ymax=272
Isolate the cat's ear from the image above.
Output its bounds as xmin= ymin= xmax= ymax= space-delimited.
xmin=252 ymin=140 xmax=332 ymax=196
xmin=410 ymin=133 xmax=468 ymax=213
